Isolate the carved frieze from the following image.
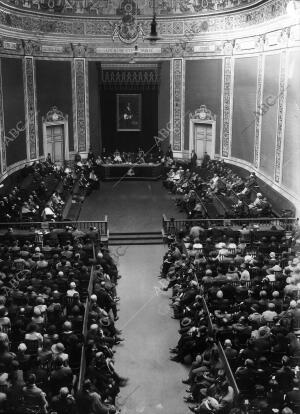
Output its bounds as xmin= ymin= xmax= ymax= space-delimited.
xmin=190 ymin=105 xmax=216 ymax=121
xmin=72 ymin=43 xmax=87 ymax=57
xmin=44 ymin=106 xmax=65 ymax=122
xmin=23 ymin=40 xmax=41 ymax=55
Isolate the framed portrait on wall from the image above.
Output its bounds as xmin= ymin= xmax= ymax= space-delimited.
xmin=117 ymin=94 xmax=142 ymax=131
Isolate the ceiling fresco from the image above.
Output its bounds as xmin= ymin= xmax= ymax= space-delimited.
xmin=3 ymin=0 xmax=267 ymax=16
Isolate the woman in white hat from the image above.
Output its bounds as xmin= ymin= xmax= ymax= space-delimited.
xmin=51 ymin=342 xmax=69 ymax=364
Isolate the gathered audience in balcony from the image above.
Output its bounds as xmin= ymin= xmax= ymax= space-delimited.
xmin=0 ymin=159 xmax=73 ymax=222
xmin=164 ymin=160 xmax=274 ymax=219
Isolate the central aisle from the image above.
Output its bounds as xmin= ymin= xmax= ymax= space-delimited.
xmin=79 ymin=181 xmax=185 ymax=232
xmin=113 ymin=244 xmax=188 ymax=414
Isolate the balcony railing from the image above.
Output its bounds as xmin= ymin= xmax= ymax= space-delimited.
xmin=0 ymin=217 xmax=109 ymax=237
xmin=162 ymin=215 xmax=298 ymax=237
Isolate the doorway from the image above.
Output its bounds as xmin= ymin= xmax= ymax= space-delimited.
xmin=189 ymin=106 xmax=216 ymax=162
xmin=42 ymin=107 xmax=69 ymax=163
xmin=194 ymin=124 xmax=213 ymax=161
xmin=46 ymin=125 xmax=64 ymax=163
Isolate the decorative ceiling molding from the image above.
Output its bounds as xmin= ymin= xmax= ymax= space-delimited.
xmin=0 ymin=0 xmax=290 ymax=38
xmin=0 ymin=0 xmax=269 ymax=17
xmin=0 ymin=22 xmax=298 ymax=58
xmin=111 ymin=0 xmax=145 ymax=44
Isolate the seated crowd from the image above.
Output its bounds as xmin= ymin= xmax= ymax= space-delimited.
xmin=0 ymin=159 xmax=72 ymax=222
xmin=0 ymin=224 xmax=124 ymax=414
xmin=161 ymin=221 xmax=300 ymax=414
xmin=164 ymin=160 xmax=273 ymax=219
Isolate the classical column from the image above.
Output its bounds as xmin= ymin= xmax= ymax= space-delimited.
xmin=254 ymin=53 xmax=264 ymax=169
xmin=72 ymin=50 xmax=89 ymax=156
xmin=221 ymin=54 xmax=234 ymax=158
xmin=170 ymin=58 xmax=185 ymax=156
xmin=0 ymin=59 xmax=5 ymax=173
xmin=23 ymin=56 xmax=38 ymax=160
xmin=274 ymin=50 xmax=288 ymax=184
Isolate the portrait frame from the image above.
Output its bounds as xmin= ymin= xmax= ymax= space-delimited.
xmin=117 ymin=93 xmax=142 ymax=131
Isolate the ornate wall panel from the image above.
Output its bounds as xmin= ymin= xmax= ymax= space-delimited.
xmin=274 ymin=50 xmax=288 ymax=183
xmin=172 ymin=58 xmax=184 ymax=152
xmin=24 ymin=56 xmax=38 ymax=160
xmin=254 ymin=53 xmax=264 ymax=169
xmin=0 ymin=59 xmax=4 ymax=172
xmin=259 ymin=53 xmax=280 ymax=178
xmin=221 ymin=56 xmax=233 ymax=157
xmin=185 ymin=59 xmax=222 ymax=153
xmin=73 ymin=58 xmax=88 ymax=153
xmin=232 ymin=56 xmax=257 ymax=164
xmin=281 ymin=49 xmax=300 ymax=198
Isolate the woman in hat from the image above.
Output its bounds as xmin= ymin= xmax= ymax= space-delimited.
xmin=51 ymin=342 xmax=69 ymax=365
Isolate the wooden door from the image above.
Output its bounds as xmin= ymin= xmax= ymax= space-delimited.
xmin=194 ymin=124 xmax=213 ymax=161
xmin=46 ymin=125 xmax=64 ymax=163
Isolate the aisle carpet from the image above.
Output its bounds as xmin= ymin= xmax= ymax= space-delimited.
xmin=113 ymin=245 xmax=188 ymax=414
xmin=78 ymin=181 xmax=185 ymax=233
xmin=80 ymin=181 xmax=188 ymax=412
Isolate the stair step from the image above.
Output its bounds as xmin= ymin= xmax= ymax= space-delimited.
xmin=110 ymin=232 xmax=161 ymax=236
xmin=110 ymin=235 xmax=162 ymax=240
xmin=109 ymin=240 xmax=164 ymax=245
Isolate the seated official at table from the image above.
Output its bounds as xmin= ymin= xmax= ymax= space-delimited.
xmin=113 ymin=150 xmax=122 ymax=163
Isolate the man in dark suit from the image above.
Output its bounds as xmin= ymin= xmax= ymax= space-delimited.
xmin=285 ymin=379 xmax=300 ymax=411
xmin=49 ymin=357 xmax=73 ymax=396
xmin=275 ymin=356 xmax=295 ymax=393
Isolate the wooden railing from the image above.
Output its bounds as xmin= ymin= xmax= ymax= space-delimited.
xmin=162 ymin=215 xmax=298 ymax=236
xmin=217 ymin=341 xmax=240 ymax=397
xmin=202 ymin=296 xmax=240 ymax=397
xmin=0 ymin=218 xmax=109 ymax=237
xmin=77 ymin=244 xmax=96 ymax=392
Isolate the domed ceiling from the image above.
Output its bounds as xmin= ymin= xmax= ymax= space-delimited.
xmin=1 ymin=0 xmax=269 ymax=16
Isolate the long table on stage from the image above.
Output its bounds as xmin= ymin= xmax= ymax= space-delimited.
xmin=100 ymin=163 xmax=162 ymax=181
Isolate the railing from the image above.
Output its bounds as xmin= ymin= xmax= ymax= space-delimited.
xmin=180 ymin=239 xmax=239 ymax=397
xmin=217 ymin=342 xmax=240 ymax=397
xmin=77 ymin=244 xmax=96 ymax=392
xmin=201 ymin=297 xmax=214 ymax=336
xmin=202 ymin=295 xmax=240 ymax=397
xmin=212 ymin=195 xmax=226 ymax=217
xmin=0 ymin=218 xmax=109 ymax=237
xmin=162 ymin=215 xmax=298 ymax=236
